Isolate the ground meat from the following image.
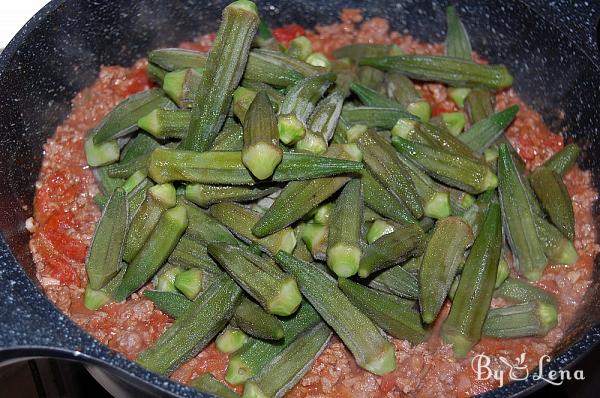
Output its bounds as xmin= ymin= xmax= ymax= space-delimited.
xmin=29 ymin=9 xmax=598 ymax=398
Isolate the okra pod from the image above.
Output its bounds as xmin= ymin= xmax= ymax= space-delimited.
xmin=332 ymin=43 xmax=403 ymax=61
xmin=181 ymin=1 xmax=259 ymax=152
xmin=123 ymin=183 xmax=177 ymax=262
xmin=168 ymin=235 xmax=221 ymax=276
xmin=385 ymin=72 xmax=432 ymax=122
xmin=441 ymin=200 xmax=502 ymax=357
xmin=137 ymin=109 xmax=190 ymax=140
xmin=233 ymin=86 xmax=257 ymax=122
xmin=396 ymin=153 xmax=451 ymax=219
xmin=147 ymin=147 xmax=362 ymax=185
xmin=137 ymin=273 xmax=241 ymax=374
xmin=210 ymin=202 xmax=296 ymax=254
xmin=208 ymin=243 xmax=302 ymax=316
xmin=327 ymin=179 xmax=363 ymax=277
xmin=464 ymin=89 xmax=494 ymax=123
xmin=126 ymin=178 xmax=154 ymax=219
xmin=301 ymin=222 xmax=328 ymax=261
xmin=482 ymin=301 xmax=558 ymax=338
xmin=392 ymin=136 xmax=497 ymax=194
xmin=114 ymin=205 xmax=188 ymax=301
xmin=155 ymin=264 xmax=184 ymax=293
xmin=241 ymin=79 xmax=285 ymax=112
xmin=251 ymin=144 xmax=362 ymax=237
xmin=107 ymin=133 xmax=160 ymax=178
xmin=366 ymin=219 xmax=395 ymax=244
xmin=286 ymin=36 xmax=312 ymax=61
xmin=234 ymin=297 xmax=285 ymax=340
xmin=292 ymin=224 xmax=315 ymax=262
xmin=143 ymin=290 xmax=191 ymax=318
xmin=495 ymin=256 xmax=510 ymax=288
xmin=358 ymin=66 xmax=386 ymax=92
xmin=191 ymin=373 xmax=240 ymax=398
xmin=339 ymin=278 xmax=427 ymax=344
xmin=174 ymin=268 xmax=203 ymax=300
xmin=306 ymin=52 xmax=331 ymax=69
xmin=163 ymin=67 xmax=204 ymax=108
xmin=432 ymin=112 xmax=466 ymax=136
xmin=242 ymin=91 xmax=284 ymax=179
xmin=350 ymin=82 xmax=402 ymax=109
xmin=341 ymin=106 xmax=416 ymax=129
xmin=211 ymin=117 xmax=245 ymax=151
xmin=243 ymin=322 xmax=332 ymax=398
xmin=307 ymin=90 xmax=345 ymax=142
xmin=448 ymin=87 xmax=471 ymax=108
xmin=535 ymin=217 xmax=578 ymax=265
xmin=497 ymin=144 xmax=548 ymax=280
xmin=147 ymin=63 xmax=167 ymax=84
xmin=278 ymin=73 xmax=336 ymax=145
xmin=85 ymin=138 xmax=120 ymax=167
xmin=92 ymin=88 xmax=172 ymax=144
xmin=148 ymin=48 xmax=207 ymax=71
xmin=360 ymin=55 xmax=513 ymax=90
xmin=185 ymin=183 xmax=278 ymax=207
xmin=86 ymin=188 xmax=128 ymax=290
xmin=445 ymin=5 xmax=472 ymax=60
xmin=84 ymin=265 xmax=126 ymax=311
xmin=459 ymin=105 xmax=519 ymax=152
xmin=530 ymin=167 xmax=575 ymax=240
xmin=216 ymin=327 xmax=249 ymax=353
xmin=419 ymin=217 xmax=473 ymax=323
xmin=361 ymin=170 xmax=418 ymax=225
xmin=493 ymin=277 xmax=557 ymax=307
xmin=275 ymin=252 xmax=396 ymax=376
xmin=542 ymin=143 xmax=580 ymax=177
xmin=294 ymin=132 xmax=327 ymax=154
xmin=368 ymin=261 xmax=420 ymax=300
xmin=226 ymin=300 xmax=321 ymax=384
xmin=356 ymin=128 xmax=423 ymax=218
xmin=358 ymin=223 xmax=425 ymax=278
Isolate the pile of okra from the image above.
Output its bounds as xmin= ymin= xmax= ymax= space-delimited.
xmin=82 ymin=1 xmax=580 ymax=396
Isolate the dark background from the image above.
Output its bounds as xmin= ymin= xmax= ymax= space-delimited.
xmin=0 ymin=348 xmax=598 ymax=397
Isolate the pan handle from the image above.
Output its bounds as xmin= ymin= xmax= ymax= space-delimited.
xmin=519 ymin=0 xmax=600 ymax=66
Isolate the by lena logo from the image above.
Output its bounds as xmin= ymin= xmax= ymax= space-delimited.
xmin=471 ymin=353 xmax=585 ymax=387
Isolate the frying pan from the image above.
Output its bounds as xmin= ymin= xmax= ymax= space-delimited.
xmin=0 ymin=0 xmax=599 ymax=397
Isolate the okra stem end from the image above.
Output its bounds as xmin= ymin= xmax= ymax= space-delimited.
xmin=327 ymin=245 xmax=361 ymax=277
xmin=278 ymin=115 xmax=306 ymax=145
xmin=424 ymin=192 xmax=451 ymax=219
xmin=242 ymin=142 xmax=284 ymax=180
xmin=268 ymin=278 xmax=302 ymax=316
xmin=363 ymin=341 xmax=397 ymax=376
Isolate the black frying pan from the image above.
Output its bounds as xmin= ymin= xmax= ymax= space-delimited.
xmin=0 ymin=1 xmax=599 ymax=397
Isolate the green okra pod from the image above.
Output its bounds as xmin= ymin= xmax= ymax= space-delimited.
xmin=210 ymin=202 xmax=296 ymax=254
xmin=358 ymin=223 xmax=425 ymax=278
xmin=493 ymin=277 xmax=557 ymax=306
xmin=137 ymin=273 xmax=242 ymax=375
xmin=168 ymin=235 xmax=221 ymax=275
xmin=542 ymin=143 xmax=580 ymax=177
xmin=459 ymin=105 xmax=519 ymax=153
xmin=123 ymin=183 xmax=177 ymax=263
xmin=174 ymin=268 xmax=204 ymax=300
xmin=392 ymin=136 xmax=497 ymax=194
xmin=419 ymin=217 xmax=474 ymax=323
xmin=143 ymin=290 xmax=191 ymax=318
xmin=530 ymin=166 xmax=575 ymax=240
xmin=162 ymin=67 xmax=204 ymax=108
xmin=275 ymin=252 xmax=396 ymax=376
xmin=91 ymin=88 xmax=172 ymax=145
xmin=114 ymin=205 xmax=188 ymax=301
xmin=358 ymin=66 xmax=386 ymax=92
xmin=286 ymin=35 xmax=313 ymax=61
xmin=226 ymin=301 xmax=321 ymax=385
xmin=534 ymin=217 xmax=578 ymax=265
xmin=432 ymin=111 xmax=467 ymax=136
xmin=242 ymin=91 xmax=284 ymax=179
xmin=350 ymin=82 xmax=402 ymax=109
xmin=234 ymin=297 xmax=285 ymax=340
xmin=107 ymin=133 xmax=160 ymax=178
xmin=385 ymin=72 xmax=431 ymax=122
xmin=243 ymin=322 xmax=332 ymax=398
xmin=356 ymin=128 xmax=423 ymax=218
xmin=277 ymin=73 xmax=336 ymax=145
xmin=341 ymin=106 xmax=416 ymax=130
xmin=369 ymin=262 xmax=420 ymax=299
xmin=464 ymin=88 xmax=495 ymax=124
xmin=441 ymin=200 xmax=502 ymax=357
xmin=84 ymin=265 xmax=127 ymax=311
xmin=179 ymin=197 xmax=239 ymax=245
xmin=147 ymin=63 xmax=167 ymax=84
xmin=339 ymin=278 xmax=427 ymax=344
xmin=233 ymin=86 xmax=257 ymax=122
xmin=251 ymin=144 xmax=362 ymax=237
xmin=138 ymin=109 xmax=190 ymax=140
xmin=181 ymin=1 xmax=259 ymax=152
xmin=208 ymin=243 xmax=302 ymax=316
xmin=155 ymin=263 xmax=184 ymax=293
xmin=445 ymin=5 xmax=472 ymax=60
xmin=306 ymin=90 xmax=345 ymax=142
xmin=301 ymin=222 xmax=328 ymax=260
xmin=86 ymin=188 xmax=128 ymax=290
xmin=497 ymin=143 xmax=548 ymax=280
xmin=185 ymin=183 xmax=278 ymax=207
xmin=191 ymin=373 xmax=240 ymax=398
xmin=366 ymin=219 xmax=395 ymax=244
xmin=241 ymin=79 xmax=285 ymax=112
xmin=147 ymin=147 xmax=362 ymax=185
xmin=360 ymin=55 xmax=513 ymax=90
xmin=361 ymin=170 xmax=418 ymax=225
xmin=482 ymin=301 xmax=558 ymax=338
xmin=332 ymin=43 xmax=403 ymax=62
xmin=216 ymin=326 xmax=249 ymax=353
xmin=326 ymin=179 xmax=363 ymax=277
xmin=85 ymin=138 xmax=120 ymax=167
xmin=211 ymin=117 xmax=245 ymax=151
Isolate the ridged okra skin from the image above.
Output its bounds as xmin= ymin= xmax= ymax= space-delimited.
xmin=482 ymin=301 xmax=558 ymax=338
xmin=191 ymin=373 xmax=240 ymax=398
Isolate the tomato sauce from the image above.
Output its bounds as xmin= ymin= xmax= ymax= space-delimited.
xmin=29 ymin=9 xmax=598 ymax=398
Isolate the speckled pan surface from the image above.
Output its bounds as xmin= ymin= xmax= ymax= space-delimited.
xmin=0 ymin=1 xmax=599 ymax=397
